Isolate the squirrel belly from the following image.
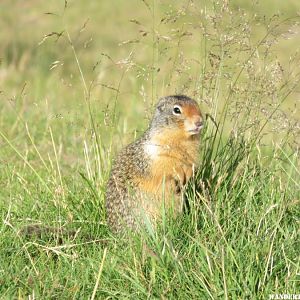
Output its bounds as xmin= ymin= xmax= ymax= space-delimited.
xmin=136 ymin=129 xmax=200 ymax=222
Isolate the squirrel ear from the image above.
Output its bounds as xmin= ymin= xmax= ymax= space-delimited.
xmin=157 ymin=103 xmax=164 ymax=112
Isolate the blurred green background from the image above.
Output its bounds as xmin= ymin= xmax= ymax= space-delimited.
xmin=0 ymin=0 xmax=299 ymax=168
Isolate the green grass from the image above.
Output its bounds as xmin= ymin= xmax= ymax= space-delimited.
xmin=0 ymin=0 xmax=299 ymax=298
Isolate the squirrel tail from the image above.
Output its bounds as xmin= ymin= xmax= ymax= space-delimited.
xmin=19 ymin=224 xmax=79 ymax=239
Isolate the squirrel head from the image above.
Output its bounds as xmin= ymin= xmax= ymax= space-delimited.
xmin=150 ymin=95 xmax=204 ymax=137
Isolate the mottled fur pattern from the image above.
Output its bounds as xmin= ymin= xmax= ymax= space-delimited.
xmin=105 ymin=95 xmax=203 ymax=232
xmin=106 ymin=133 xmax=151 ymax=231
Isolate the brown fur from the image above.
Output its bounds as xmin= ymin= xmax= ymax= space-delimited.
xmin=106 ymin=95 xmax=203 ymax=232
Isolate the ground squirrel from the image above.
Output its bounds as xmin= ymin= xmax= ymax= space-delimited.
xmin=20 ymin=95 xmax=203 ymax=238
xmin=106 ymin=95 xmax=204 ymax=232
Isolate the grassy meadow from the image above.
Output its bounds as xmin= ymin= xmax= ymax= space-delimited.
xmin=0 ymin=0 xmax=299 ymax=298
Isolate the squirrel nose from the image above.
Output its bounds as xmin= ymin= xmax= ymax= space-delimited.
xmin=195 ymin=121 xmax=203 ymax=128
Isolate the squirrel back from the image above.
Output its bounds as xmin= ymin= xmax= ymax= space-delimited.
xmin=106 ymin=95 xmax=204 ymax=232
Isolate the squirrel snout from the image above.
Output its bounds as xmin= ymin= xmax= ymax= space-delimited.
xmin=195 ymin=121 xmax=204 ymax=128
xmin=185 ymin=117 xmax=204 ymax=135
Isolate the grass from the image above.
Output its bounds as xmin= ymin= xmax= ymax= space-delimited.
xmin=0 ymin=0 xmax=299 ymax=298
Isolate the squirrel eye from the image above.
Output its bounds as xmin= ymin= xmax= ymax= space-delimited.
xmin=173 ymin=105 xmax=182 ymax=115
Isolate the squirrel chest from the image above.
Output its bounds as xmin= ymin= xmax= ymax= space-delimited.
xmin=138 ymin=128 xmax=200 ymax=197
